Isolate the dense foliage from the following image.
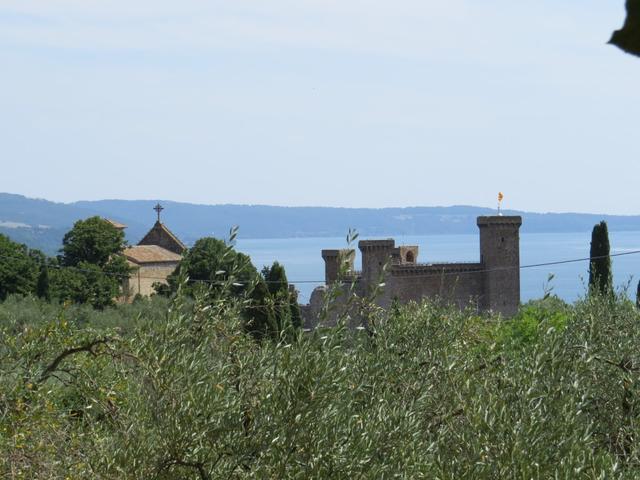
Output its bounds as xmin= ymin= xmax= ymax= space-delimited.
xmin=0 ymin=234 xmax=43 ymax=301
xmin=262 ymin=261 xmax=302 ymax=330
xmin=162 ymin=237 xmax=257 ymax=297
xmin=60 ymin=216 xmax=126 ymax=268
xmin=609 ymin=0 xmax=640 ymax=57
xmin=161 ymin=237 xmax=299 ymax=339
xmin=0 ymin=217 xmax=133 ymax=309
xmin=2 ymin=287 xmax=640 ymax=478
xmin=43 ymin=217 xmax=130 ymax=309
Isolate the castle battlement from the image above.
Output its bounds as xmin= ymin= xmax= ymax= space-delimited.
xmin=477 ymin=216 xmax=522 ymax=226
xmin=358 ymin=239 xmax=395 ymax=250
xmin=321 ymin=249 xmax=355 ymax=259
xmin=304 ymin=215 xmax=522 ymax=328
xmin=390 ymin=262 xmax=483 ymax=277
xmin=321 ymin=249 xmax=355 ymax=284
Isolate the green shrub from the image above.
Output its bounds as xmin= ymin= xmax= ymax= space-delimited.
xmin=2 ymin=291 xmax=640 ymax=478
xmin=495 ymin=295 xmax=570 ymax=350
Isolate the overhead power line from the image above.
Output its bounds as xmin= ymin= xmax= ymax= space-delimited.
xmin=1 ymin=249 xmax=640 ymax=286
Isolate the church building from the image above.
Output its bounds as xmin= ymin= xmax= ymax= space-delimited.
xmin=115 ymin=204 xmax=186 ymax=299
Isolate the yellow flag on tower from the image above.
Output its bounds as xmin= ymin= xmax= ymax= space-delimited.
xmin=498 ymin=192 xmax=504 ymax=202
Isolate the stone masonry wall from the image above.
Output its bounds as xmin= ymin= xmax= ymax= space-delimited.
xmin=302 ymin=216 xmax=522 ymax=328
xmin=478 ymin=216 xmax=521 ymax=316
xmin=383 ymin=264 xmax=484 ymax=310
xmin=125 ymin=263 xmax=177 ymax=298
xmin=138 ymin=222 xmax=185 ymax=255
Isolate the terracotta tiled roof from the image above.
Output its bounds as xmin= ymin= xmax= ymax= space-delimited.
xmin=124 ymin=245 xmax=182 ymax=264
xmin=105 ymin=219 xmax=127 ymax=230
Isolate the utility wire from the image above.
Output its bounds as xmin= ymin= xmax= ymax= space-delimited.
xmin=1 ymin=249 xmax=640 ymax=285
xmin=0 ymin=251 xmax=312 ymax=284
xmin=395 ymin=249 xmax=640 ymax=280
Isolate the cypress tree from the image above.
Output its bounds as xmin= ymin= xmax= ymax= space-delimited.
xmin=262 ymin=262 xmax=301 ymax=332
xmin=289 ymin=290 xmax=302 ymax=329
xmin=262 ymin=262 xmax=289 ymax=297
xmin=36 ymin=265 xmax=50 ymax=301
xmin=588 ymin=221 xmax=613 ymax=296
xmin=245 ymin=278 xmax=277 ymax=340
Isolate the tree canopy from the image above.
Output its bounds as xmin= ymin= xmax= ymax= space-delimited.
xmin=52 ymin=217 xmax=130 ymax=309
xmin=0 ymin=234 xmax=42 ymax=301
xmin=262 ymin=261 xmax=302 ymax=330
xmin=161 ymin=238 xmax=300 ymax=338
xmin=60 ymin=216 xmax=127 ymax=267
xmin=164 ymin=237 xmax=257 ymax=295
xmin=610 ymin=0 xmax=640 ymax=57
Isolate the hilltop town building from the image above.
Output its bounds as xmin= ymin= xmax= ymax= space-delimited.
xmin=114 ymin=204 xmax=186 ymax=299
xmin=302 ymin=215 xmax=522 ymax=326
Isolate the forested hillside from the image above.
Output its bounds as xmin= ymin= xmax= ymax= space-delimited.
xmin=4 ymin=192 xmax=640 ymax=254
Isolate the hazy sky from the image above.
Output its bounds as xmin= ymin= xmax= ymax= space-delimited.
xmin=1 ymin=1 xmax=638 ymax=213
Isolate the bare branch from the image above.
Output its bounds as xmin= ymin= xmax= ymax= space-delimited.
xmin=38 ymin=338 xmax=113 ymax=384
xmin=594 ymin=356 xmax=637 ymax=373
xmin=161 ymin=458 xmax=210 ymax=480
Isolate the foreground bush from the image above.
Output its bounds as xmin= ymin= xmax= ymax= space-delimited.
xmin=1 ymin=291 xmax=640 ymax=478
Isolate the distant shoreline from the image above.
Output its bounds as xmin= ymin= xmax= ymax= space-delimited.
xmin=3 ymin=192 xmax=640 ymax=255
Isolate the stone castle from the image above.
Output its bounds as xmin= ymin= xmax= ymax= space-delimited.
xmin=302 ymin=215 xmax=522 ymax=326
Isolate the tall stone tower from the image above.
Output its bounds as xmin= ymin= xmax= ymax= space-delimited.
xmin=359 ymin=240 xmax=395 ymax=293
xmin=322 ymin=249 xmax=355 ymax=284
xmin=477 ymin=216 xmax=522 ymax=316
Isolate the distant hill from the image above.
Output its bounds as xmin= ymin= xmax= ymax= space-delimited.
xmin=2 ymin=192 xmax=640 ymax=255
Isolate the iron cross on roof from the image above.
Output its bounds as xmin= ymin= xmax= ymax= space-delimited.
xmin=153 ymin=203 xmax=164 ymax=222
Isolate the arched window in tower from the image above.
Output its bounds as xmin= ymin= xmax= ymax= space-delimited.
xmin=405 ymin=251 xmax=415 ymax=263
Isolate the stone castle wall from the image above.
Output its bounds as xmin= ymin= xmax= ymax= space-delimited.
xmin=383 ymin=263 xmax=484 ymax=310
xmin=302 ymin=215 xmax=522 ymax=328
xmin=125 ymin=263 xmax=177 ymax=298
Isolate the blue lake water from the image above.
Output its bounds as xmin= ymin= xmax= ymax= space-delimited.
xmin=235 ymin=231 xmax=640 ymax=304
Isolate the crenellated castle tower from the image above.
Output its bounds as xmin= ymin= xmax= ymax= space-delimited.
xmin=303 ymin=215 xmax=522 ymax=326
xmin=478 ymin=216 xmax=521 ymax=316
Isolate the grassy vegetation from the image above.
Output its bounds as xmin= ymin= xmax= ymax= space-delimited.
xmin=2 ymin=288 xmax=640 ymax=478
